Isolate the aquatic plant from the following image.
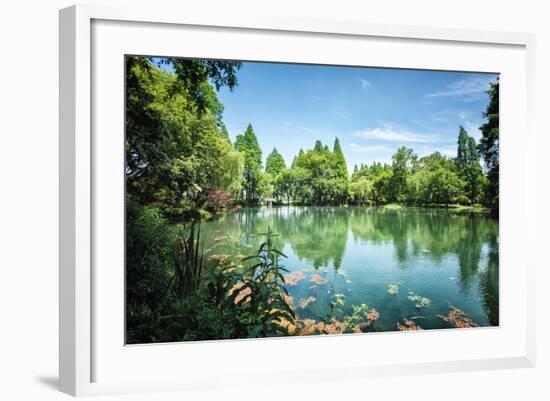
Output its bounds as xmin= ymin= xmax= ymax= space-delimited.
xmin=387 ymin=283 xmax=400 ymax=295
xmin=297 ymin=304 xmax=379 ymax=335
xmin=298 ymin=296 xmax=317 ymax=309
xmin=233 ymin=226 xmax=296 ymax=336
xmin=396 ymin=319 xmax=423 ymax=331
xmin=407 ymin=293 xmax=431 ymax=308
xmin=283 ymin=270 xmax=306 ymax=286
xmin=438 ymin=305 xmax=478 ymax=328
xmin=349 ymin=304 xmax=380 ymax=332
xmin=330 ymin=293 xmax=347 ymax=313
xmin=311 ymin=274 xmax=329 ymax=285
xmin=228 ymin=282 xmax=252 ymax=304
xmin=173 ymin=221 xmax=204 ymax=299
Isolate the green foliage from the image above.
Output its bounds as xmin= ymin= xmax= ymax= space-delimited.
xmin=478 ymin=80 xmax=499 ymax=215
xmin=257 ymin=172 xmax=275 ymax=200
xmin=456 ymin=126 xmax=484 ymax=204
xmin=272 ymin=140 xmax=349 ymax=205
xmin=265 ymin=147 xmax=286 ymax=177
xmin=233 ymin=227 xmax=296 ymax=336
xmin=125 ymin=55 xmax=498 ymax=342
xmin=406 ymin=152 xmax=466 ymax=205
xmin=125 ymin=56 xmax=243 ymax=218
xmin=235 ymin=124 xmax=263 ymax=202
xmin=313 ymin=140 xmax=324 ymax=153
xmin=390 ymin=146 xmax=416 ymax=202
xmin=333 ymin=137 xmax=348 ymax=178
xmin=126 ymin=54 xmax=496 ymax=213
xmin=172 ymin=222 xmax=204 ymax=299
xmin=168 ymin=58 xmax=241 ymax=114
xmin=125 ymin=198 xmax=173 ymax=343
xmin=349 ymin=176 xmax=373 ymax=204
xmin=126 ymin=219 xmax=297 ymax=342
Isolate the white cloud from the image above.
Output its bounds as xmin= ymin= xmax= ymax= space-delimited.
xmin=428 ymin=110 xmax=472 ymax=123
xmin=431 ymin=146 xmax=457 ymax=158
xmin=350 ymin=143 xmax=394 ymax=153
xmin=462 ymin=121 xmax=483 ymax=141
xmin=360 ymin=78 xmax=372 ymax=89
xmin=413 ymin=144 xmax=457 ymax=159
xmin=425 ymin=76 xmax=496 ymax=101
xmin=457 ymin=111 xmax=470 ymax=120
xmin=353 ymin=123 xmax=440 ymax=143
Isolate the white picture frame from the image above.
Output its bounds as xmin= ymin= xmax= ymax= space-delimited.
xmin=59 ymin=3 xmax=536 ymax=397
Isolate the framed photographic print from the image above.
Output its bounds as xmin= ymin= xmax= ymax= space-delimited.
xmin=60 ymin=4 xmax=536 ymax=396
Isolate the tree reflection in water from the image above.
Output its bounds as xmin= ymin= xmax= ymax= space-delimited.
xmin=200 ymin=206 xmax=499 ymax=328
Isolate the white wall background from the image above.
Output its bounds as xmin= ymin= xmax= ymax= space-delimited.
xmin=0 ymin=0 xmax=547 ymax=399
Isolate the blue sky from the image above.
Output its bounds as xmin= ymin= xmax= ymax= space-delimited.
xmin=214 ymin=61 xmax=497 ymax=173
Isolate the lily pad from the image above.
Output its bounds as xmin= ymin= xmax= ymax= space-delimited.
xmin=407 ymin=293 xmax=431 ymax=308
xmin=387 ymin=283 xmax=399 ymax=295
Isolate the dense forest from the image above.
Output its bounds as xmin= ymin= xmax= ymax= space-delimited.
xmin=125 ymin=56 xmax=499 ymax=343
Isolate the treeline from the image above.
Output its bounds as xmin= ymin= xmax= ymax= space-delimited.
xmin=126 ymin=56 xmax=499 ymax=220
xmin=242 ymin=87 xmax=499 ymax=213
xmin=348 ymin=127 xmax=486 ymax=207
xmin=125 ymin=56 xmax=499 ymax=342
xmin=258 ymin=126 xmax=490 ymax=209
xmin=244 ymin=124 xmax=499 ymax=213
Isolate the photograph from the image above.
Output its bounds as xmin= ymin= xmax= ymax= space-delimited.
xmin=125 ymin=55 xmax=499 ymax=344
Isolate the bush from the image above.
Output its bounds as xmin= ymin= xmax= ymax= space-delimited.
xmin=126 ymin=198 xmax=173 ymax=343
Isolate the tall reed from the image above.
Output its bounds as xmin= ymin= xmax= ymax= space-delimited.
xmin=172 ymin=221 xmax=204 ymax=299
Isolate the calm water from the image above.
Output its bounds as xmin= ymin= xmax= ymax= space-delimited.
xmin=200 ymin=206 xmax=499 ymax=331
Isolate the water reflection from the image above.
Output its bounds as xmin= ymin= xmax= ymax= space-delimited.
xmin=480 ymin=232 xmax=499 ymax=326
xmin=201 ymin=206 xmax=499 ymax=328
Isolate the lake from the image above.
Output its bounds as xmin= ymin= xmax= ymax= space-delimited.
xmin=200 ymin=206 xmax=499 ymax=332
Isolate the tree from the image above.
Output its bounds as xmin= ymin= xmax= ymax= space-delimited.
xmin=168 ymin=58 xmax=241 ymax=113
xmin=219 ymin=123 xmax=231 ymax=142
xmin=371 ymin=168 xmax=393 ymax=204
xmin=125 ymin=56 xmax=243 ymax=217
xmin=235 ymin=124 xmax=263 ymax=202
xmin=333 ymin=137 xmax=349 ymax=178
xmin=313 ymin=140 xmax=324 ymax=153
xmin=209 ymin=144 xmax=244 ymax=199
xmin=390 ymin=147 xmax=415 ymax=202
xmin=265 ymin=148 xmax=286 ymax=177
xmin=332 ymin=137 xmax=349 ymax=203
xmin=288 ymin=141 xmax=348 ymax=205
xmin=478 ymin=80 xmax=499 ymax=214
xmin=274 ymin=168 xmax=295 ymax=204
xmin=456 ymin=126 xmax=470 ymax=171
xmin=258 ymin=172 xmax=274 ymax=200
xmin=349 ymin=176 xmax=373 ymax=204
xmin=455 ymin=126 xmax=483 ymax=204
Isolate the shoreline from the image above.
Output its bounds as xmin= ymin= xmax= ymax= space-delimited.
xmin=228 ymin=203 xmax=493 ymax=215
